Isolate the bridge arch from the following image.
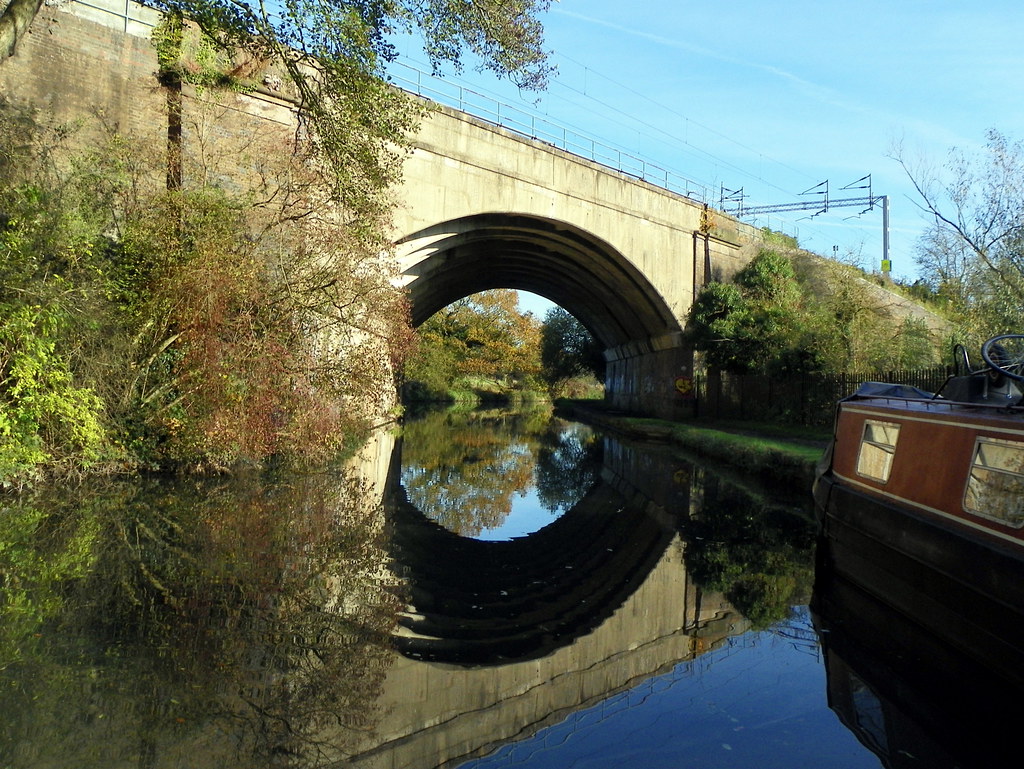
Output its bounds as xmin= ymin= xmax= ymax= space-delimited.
xmin=391 ymin=103 xmax=762 ymax=417
xmin=395 ymin=212 xmax=683 ymax=354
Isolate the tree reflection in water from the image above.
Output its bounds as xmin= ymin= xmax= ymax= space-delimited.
xmin=0 ymin=470 xmax=399 ymax=768
xmin=535 ymin=422 xmax=601 ymax=514
xmin=399 ymin=406 xmax=602 ymax=538
xmin=676 ymin=465 xmax=816 ymax=628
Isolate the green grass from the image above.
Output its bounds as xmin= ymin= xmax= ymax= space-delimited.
xmin=674 ymin=420 xmax=821 ymax=458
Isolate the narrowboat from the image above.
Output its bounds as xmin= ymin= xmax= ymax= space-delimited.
xmin=813 ymin=333 xmax=1024 ymax=674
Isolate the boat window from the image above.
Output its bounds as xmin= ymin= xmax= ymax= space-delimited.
xmin=856 ymin=420 xmax=900 ymax=483
xmin=964 ymin=437 xmax=1024 ymax=527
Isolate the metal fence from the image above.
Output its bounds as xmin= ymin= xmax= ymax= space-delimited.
xmin=67 ymin=0 xmax=160 ymax=36
xmin=693 ymin=366 xmax=953 ymax=427
xmin=386 ymin=61 xmax=715 ymax=204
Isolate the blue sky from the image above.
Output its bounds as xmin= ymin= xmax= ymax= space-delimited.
xmin=391 ymin=1 xmax=1024 ymax=315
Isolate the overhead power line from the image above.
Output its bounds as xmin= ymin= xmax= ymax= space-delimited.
xmin=721 ymin=175 xmax=891 ymax=274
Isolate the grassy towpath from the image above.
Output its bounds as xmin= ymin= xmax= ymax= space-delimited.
xmin=555 ymin=399 xmax=832 ymax=489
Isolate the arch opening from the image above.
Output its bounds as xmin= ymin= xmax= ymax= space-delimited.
xmin=395 ymin=213 xmax=684 ymax=352
xmin=396 ymin=213 xmax=699 ymax=419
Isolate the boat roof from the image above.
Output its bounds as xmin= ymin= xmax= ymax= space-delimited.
xmin=841 ymin=381 xmax=1024 ymax=422
xmin=852 ymin=381 xmax=937 ymax=400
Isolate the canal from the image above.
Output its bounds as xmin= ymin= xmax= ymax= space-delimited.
xmin=0 ymin=405 xmax=1014 ymax=767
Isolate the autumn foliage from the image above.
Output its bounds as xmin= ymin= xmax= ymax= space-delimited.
xmin=0 ymin=103 xmax=412 ymax=485
xmin=404 ymin=289 xmax=543 ymax=400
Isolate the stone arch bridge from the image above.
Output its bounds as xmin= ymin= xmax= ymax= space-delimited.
xmin=1 ymin=0 xmax=767 ymax=418
xmin=394 ymin=104 xmax=762 ymax=417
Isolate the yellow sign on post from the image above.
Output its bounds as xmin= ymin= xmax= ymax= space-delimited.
xmin=674 ymin=376 xmax=694 ymax=398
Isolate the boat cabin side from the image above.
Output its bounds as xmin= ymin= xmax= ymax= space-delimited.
xmin=829 ymin=397 xmax=1024 ymax=544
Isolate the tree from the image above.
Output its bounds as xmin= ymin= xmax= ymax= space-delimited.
xmin=400 ymin=407 xmax=545 ymax=536
xmin=894 ymin=129 xmax=1024 ymax=343
xmin=687 ymin=248 xmax=940 ymax=377
xmin=3 ymin=0 xmax=553 ymax=80
xmin=734 ymin=247 xmax=798 ymax=303
xmin=534 ymin=422 xmax=601 ymax=513
xmin=687 ymin=250 xmax=804 ymax=374
xmin=0 ymin=0 xmax=42 ymax=61
xmin=454 ymin=290 xmax=542 ymax=385
xmin=0 ymin=472 xmax=400 ymax=764
xmin=539 ymin=307 xmax=604 ymax=387
xmin=0 ymin=108 xmax=418 ymax=481
xmin=1 ymin=0 xmax=556 ymax=483
xmin=404 ymin=290 xmax=543 ymax=398
xmin=678 ymin=468 xmax=816 ymax=629
xmin=5 ymin=0 xmax=553 ymax=210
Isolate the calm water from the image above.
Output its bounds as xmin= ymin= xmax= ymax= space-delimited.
xmin=1 ymin=405 xmax=1014 ymax=767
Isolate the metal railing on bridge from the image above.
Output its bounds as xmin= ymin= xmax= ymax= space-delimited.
xmin=66 ymin=0 xmax=160 ymax=36
xmin=388 ymin=60 xmax=715 ymax=205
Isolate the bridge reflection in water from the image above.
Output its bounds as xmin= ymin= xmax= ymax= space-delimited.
xmin=4 ymin=409 xmax=1015 ymax=767
xmin=345 ymin=418 xmax=814 ymax=768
